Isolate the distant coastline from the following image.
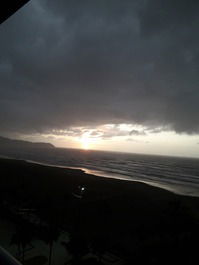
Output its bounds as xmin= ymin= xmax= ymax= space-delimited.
xmin=0 ymin=136 xmax=55 ymax=149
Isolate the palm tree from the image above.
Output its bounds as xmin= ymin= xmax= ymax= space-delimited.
xmin=40 ymin=225 xmax=59 ymax=265
xmin=10 ymin=224 xmax=33 ymax=264
xmin=10 ymin=230 xmax=22 ymax=261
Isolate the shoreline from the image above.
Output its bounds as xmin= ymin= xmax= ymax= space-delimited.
xmin=1 ymin=155 xmax=199 ymax=198
xmin=1 ymin=156 xmax=198 ymax=206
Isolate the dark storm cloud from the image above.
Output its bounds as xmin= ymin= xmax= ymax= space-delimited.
xmin=0 ymin=0 xmax=199 ymax=135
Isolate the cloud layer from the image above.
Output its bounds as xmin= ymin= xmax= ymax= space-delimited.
xmin=0 ymin=0 xmax=199 ymax=135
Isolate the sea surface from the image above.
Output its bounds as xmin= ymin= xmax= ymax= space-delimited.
xmin=1 ymin=147 xmax=199 ymax=197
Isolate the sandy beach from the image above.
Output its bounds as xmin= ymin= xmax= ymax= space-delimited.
xmin=1 ymin=157 xmax=199 ymax=265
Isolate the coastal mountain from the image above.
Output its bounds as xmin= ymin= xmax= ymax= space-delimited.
xmin=0 ymin=136 xmax=55 ymax=149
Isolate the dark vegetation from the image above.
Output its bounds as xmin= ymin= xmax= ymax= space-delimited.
xmin=1 ymin=158 xmax=199 ymax=264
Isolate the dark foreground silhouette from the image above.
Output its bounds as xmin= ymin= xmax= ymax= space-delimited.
xmin=0 ymin=158 xmax=199 ymax=265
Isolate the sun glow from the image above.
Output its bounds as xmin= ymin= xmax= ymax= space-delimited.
xmin=81 ymin=136 xmax=92 ymax=150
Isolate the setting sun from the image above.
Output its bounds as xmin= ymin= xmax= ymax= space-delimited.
xmin=81 ymin=136 xmax=91 ymax=150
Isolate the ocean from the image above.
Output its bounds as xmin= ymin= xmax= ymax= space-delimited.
xmin=1 ymin=147 xmax=199 ymax=197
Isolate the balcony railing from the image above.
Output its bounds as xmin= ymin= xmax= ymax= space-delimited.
xmin=0 ymin=247 xmax=22 ymax=265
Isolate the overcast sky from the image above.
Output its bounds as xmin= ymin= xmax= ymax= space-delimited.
xmin=0 ymin=0 xmax=199 ymax=157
